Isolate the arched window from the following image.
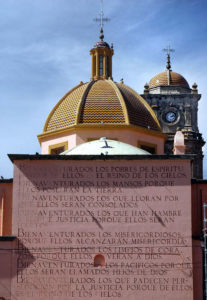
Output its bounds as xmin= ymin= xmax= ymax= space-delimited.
xmin=106 ymin=56 xmax=109 ymax=76
xmin=94 ymin=56 xmax=96 ymax=76
xmin=99 ymin=55 xmax=103 ymax=76
xmin=48 ymin=141 xmax=68 ymax=154
xmin=94 ymin=254 xmax=105 ymax=267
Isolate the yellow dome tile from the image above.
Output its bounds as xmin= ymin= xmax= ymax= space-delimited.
xmin=44 ymin=83 xmax=89 ymax=132
xmin=43 ymin=79 xmax=161 ymax=134
xmin=117 ymin=83 xmax=161 ymax=131
xmin=149 ymin=71 xmax=190 ymax=88
xmin=79 ymin=80 xmax=125 ymax=124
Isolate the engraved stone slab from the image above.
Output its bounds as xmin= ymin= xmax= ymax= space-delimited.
xmin=11 ymin=159 xmax=193 ymax=300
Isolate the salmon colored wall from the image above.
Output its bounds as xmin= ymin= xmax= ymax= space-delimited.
xmin=191 ymin=183 xmax=207 ymax=237
xmin=0 ymin=240 xmax=15 ymax=299
xmin=0 ymin=182 xmax=13 ymax=236
xmin=41 ymin=133 xmax=77 ymax=154
xmin=192 ymin=240 xmax=203 ymax=300
xmin=0 ymin=161 xmax=203 ymax=299
xmin=41 ymin=128 xmax=164 ymax=154
xmin=191 ymin=182 xmax=207 ymax=300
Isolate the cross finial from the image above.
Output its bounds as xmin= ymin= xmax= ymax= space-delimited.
xmin=93 ymin=0 xmax=110 ymax=41
xmin=163 ymin=43 xmax=175 ymax=70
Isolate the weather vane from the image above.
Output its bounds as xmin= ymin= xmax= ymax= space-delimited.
xmin=93 ymin=0 xmax=110 ymax=41
xmin=163 ymin=43 xmax=175 ymax=70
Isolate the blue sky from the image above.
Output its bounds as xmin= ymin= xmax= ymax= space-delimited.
xmin=1 ymin=0 xmax=207 ymax=178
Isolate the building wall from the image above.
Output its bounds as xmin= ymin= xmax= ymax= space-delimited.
xmin=10 ymin=157 xmax=194 ymax=300
xmin=0 ymin=161 xmax=205 ymax=299
xmin=0 ymin=238 xmax=16 ymax=300
xmin=0 ymin=181 xmax=13 ymax=236
xmin=192 ymin=239 xmax=203 ymax=300
xmin=40 ymin=128 xmax=165 ymax=155
xmin=191 ymin=181 xmax=207 ymax=300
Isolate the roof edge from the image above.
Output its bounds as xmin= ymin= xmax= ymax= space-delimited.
xmin=8 ymin=153 xmax=195 ymax=163
xmin=191 ymin=178 xmax=207 ymax=184
xmin=0 ymin=178 xmax=13 ymax=183
xmin=0 ymin=236 xmax=16 ymax=241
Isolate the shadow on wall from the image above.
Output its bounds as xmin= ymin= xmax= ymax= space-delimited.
xmin=0 ymin=238 xmax=35 ymax=299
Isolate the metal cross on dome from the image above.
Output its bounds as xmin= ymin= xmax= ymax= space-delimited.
xmin=163 ymin=43 xmax=175 ymax=70
xmin=163 ymin=43 xmax=175 ymax=56
xmin=93 ymin=0 xmax=110 ymax=40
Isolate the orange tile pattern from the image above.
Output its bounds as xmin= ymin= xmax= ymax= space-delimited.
xmin=44 ymin=79 xmax=161 ymax=133
xmin=45 ymin=83 xmax=89 ymax=132
xmin=117 ymin=83 xmax=160 ymax=131
xmin=79 ymin=80 xmax=125 ymax=124
xmin=149 ymin=71 xmax=190 ymax=88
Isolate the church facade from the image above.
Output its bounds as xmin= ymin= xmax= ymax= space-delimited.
xmin=0 ymin=24 xmax=206 ymax=300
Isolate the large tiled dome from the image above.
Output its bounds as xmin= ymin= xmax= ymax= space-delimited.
xmin=149 ymin=70 xmax=190 ymax=89
xmin=43 ymin=79 xmax=161 ymax=133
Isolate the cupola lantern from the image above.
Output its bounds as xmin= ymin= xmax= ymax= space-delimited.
xmin=90 ymin=28 xmax=114 ymax=80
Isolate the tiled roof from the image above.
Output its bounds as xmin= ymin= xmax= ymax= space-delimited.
xmin=44 ymin=83 xmax=89 ymax=132
xmin=149 ymin=71 xmax=190 ymax=89
xmin=117 ymin=83 xmax=160 ymax=131
xmin=44 ymin=79 xmax=161 ymax=133
xmin=79 ymin=80 xmax=125 ymax=124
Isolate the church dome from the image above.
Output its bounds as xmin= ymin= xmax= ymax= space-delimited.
xmin=43 ymin=79 xmax=161 ymax=133
xmin=38 ymin=27 xmax=166 ymax=155
xmin=149 ymin=70 xmax=190 ymax=89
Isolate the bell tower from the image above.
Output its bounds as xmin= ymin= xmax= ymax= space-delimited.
xmin=142 ymin=45 xmax=205 ymax=178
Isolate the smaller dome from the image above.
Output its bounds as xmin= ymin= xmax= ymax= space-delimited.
xmin=149 ymin=71 xmax=190 ymax=89
xmin=61 ymin=137 xmax=150 ymax=155
xmin=94 ymin=41 xmax=110 ymax=48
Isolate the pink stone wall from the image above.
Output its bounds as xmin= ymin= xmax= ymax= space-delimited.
xmin=0 ymin=240 xmax=16 ymax=299
xmin=192 ymin=239 xmax=203 ymax=300
xmin=41 ymin=129 xmax=164 ymax=154
xmin=11 ymin=159 xmax=193 ymax=300
xmin=76 ymin=129 xmax=164 ymax=154
xmin=191 ymin=184 xmax=207 ymax=299
xmin=41 ymin=133 xmax=77 ymax=154
xmin=0 ymin=183 xmax=13 ymax=236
